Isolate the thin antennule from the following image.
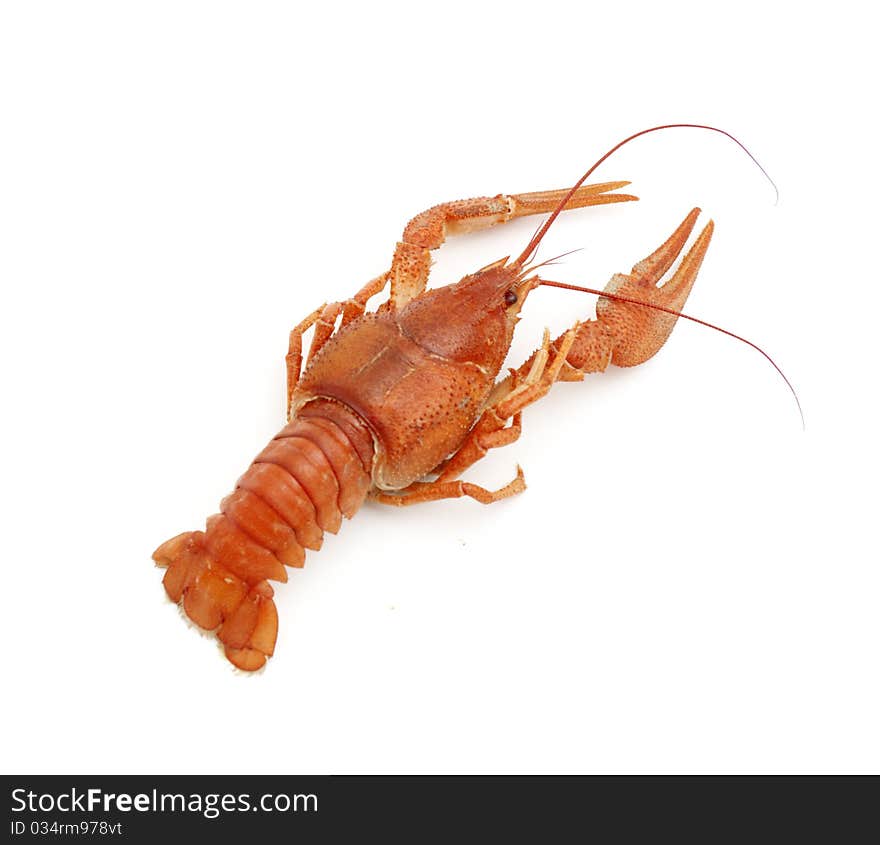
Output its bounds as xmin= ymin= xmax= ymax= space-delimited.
xmin=537 ymin=277 xmax=804 ymax=429
xmin=512 ymin=124 xmax=778 ymax=268
xmin=524 ymin=247 xmax=585 ymax=273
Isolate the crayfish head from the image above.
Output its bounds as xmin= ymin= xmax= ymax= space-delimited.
xmin=397 ymin=257 xmax=537 ymax=377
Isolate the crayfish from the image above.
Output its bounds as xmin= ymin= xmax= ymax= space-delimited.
xmin=154 ymin=125 xmax=791 ymax=670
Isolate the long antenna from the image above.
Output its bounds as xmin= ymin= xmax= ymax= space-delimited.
xmin=512 ymin=124 xmax=778 ymax=268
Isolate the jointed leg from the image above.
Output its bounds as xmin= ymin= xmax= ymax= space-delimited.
xmin=369 ymin=467 xmax=525 ymax=507
xmin=389 ymin=182 xmax=638 ymax=309
xmin=286 ymin=306 xmax=324 ymax=419
xmin=286 ymin=272 xmax=389 ymax=417
xmin=337 ymin=271 xmax=391 ymax=328
xmin=435 ymin=328 xmax=579 ymax=483
xmin=304 ymin=269 xmax=389 ymax=369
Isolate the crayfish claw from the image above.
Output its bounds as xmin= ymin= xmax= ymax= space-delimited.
xmin=597 ymin=209 xmax=714 ymax=367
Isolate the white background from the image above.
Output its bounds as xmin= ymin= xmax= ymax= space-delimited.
xmin=2 ymin=1 xmax=876 ymax=774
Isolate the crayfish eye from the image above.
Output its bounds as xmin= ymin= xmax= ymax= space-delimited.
xmin=504 ymin=289 xmax=518 ymax=306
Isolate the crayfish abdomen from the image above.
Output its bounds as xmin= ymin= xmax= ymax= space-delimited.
xmin=153 ymin=400 xmax=373 ymax=670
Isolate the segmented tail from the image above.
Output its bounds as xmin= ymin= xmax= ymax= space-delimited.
xmin=153 ymin=402 xmax=375 ymax=670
